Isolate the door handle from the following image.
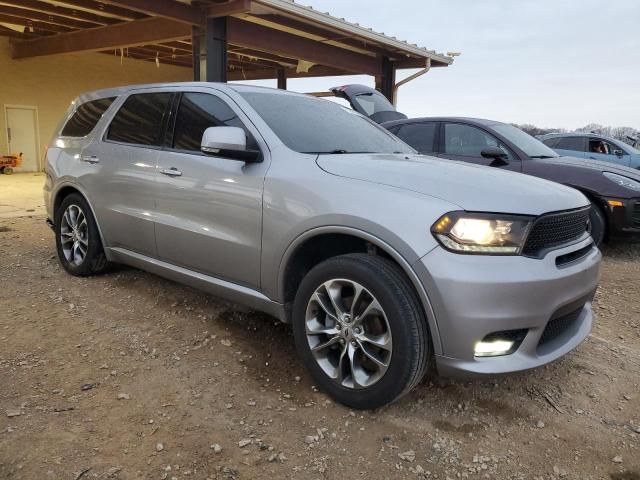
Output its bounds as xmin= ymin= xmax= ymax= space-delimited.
xmin=160 ymin=167 xmax=182 ymax=177
xmin=81 ymin=155 xmax=100 ymax=164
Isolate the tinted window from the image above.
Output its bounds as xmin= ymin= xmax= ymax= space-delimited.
xmin=444 ymin=123 xmax=508 ymax=158
xmin=588 ymin=138 xmax=620 ymax=156
xmin=172 ymin=93 xmax=257 ymax=152
xmin=555 ymin=136 xmax=585 ymax=152
xmin=61 ymin=97 xmax=115 ymax=137
xmin=542 ymin=137 xmax=561 ymax=148
xmin=396 ymin=123 xmax=437 ymax=153
xmin=107 ymin=93 xmax=172 ymax=146
xmin=238 ymin=90 xmax=413 ymax=155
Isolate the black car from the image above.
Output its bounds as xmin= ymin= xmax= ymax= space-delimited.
xmin=326 ymin=84 xmax=640 ymax=244
xmin=384 ymin=117 xmax=640 ymax=244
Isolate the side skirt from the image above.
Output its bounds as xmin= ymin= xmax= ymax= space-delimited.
xmin=106 ymin=247 xmax=287 ymax=322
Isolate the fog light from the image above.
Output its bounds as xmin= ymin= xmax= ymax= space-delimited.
xmin=474 ymin=340 xmax=515 ymax=357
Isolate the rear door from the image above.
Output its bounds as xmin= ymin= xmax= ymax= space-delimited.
xmin=393 ymin=122 xmax=439 ymax=155
xmin=439 ymin=122 xmax=521 ymax=172
xmin=82 ymin=90 xmax=173 ymax=257
xmin=553 ymin=136 xmax=587 ymax=158
xmin=153 ymin=89 xmax=269 ymax=288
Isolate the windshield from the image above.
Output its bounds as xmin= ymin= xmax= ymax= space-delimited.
xmin=238 ymin=90 xmax=414 ymax=155
xmin=351 ymin=91 xmax=396 ymax=116
xmin=492 ymin=124 xmax=559 ymax=158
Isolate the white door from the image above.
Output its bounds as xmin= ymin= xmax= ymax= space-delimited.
xmin=5 ymin=106 xmax=39 ymax=172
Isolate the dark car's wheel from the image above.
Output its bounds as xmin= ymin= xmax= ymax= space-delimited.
xmin=292 ymin=253 xmax=430 ymax=409
xmin=55 ymin=193 xmax=110 ymax=276
xmin=589 ymin=203 xmax=606 ymax=247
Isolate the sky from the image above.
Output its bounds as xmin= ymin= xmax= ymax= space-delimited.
xmin=241 ymin=0 xmax=640 ymax=130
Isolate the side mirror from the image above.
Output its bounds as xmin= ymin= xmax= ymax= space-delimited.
xmin=201 ymin=126 xmax=261 ymax=162
xmin=614 ymin=149 xmax=624 ymax=158
xmin=481 ymin=146 xmax=509 ymax=166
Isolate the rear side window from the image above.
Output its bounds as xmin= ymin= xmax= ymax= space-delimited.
xmin=61 ymin=97 xmax=115 ymax=137
xmin=396 ymin=123 xmax=437 ymax=153
xmin=107 ymin=93 xmax=172 ymax=146
xmin=555 ymin=136 xmax=585 ymax=152
xmin=172 ymin=92 xmax=258 ymax=152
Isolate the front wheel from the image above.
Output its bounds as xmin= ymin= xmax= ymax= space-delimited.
xmin=589 ymin=202 xmax=606 ymax=247
xmin=292 ymin=254 xmax=431 ymax=409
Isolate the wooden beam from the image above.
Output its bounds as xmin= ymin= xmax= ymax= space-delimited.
xmin=0 ymin=24 xmax=39 ymax=39
xmin=228 ymin=65 xmax=349 ymax=81
xmin=53 ymin=0 xmax=146 ymax=21
xmin=228 ymin=46 xmax=298 ymax=68
xmin=97 ymin=0 xmax=203 ymax=25
xmin=0 ymin=5 xmax=100 ymax=29
xmin=4 ymin=0 xmax=121 ymax=25
xmin=0 ymin=13 xmax=72 ymax=33
xmin=11 ymin=17 xmax=191 ymax=59
xmin=227 ymin=18 xmax=380 ymax=76
xmin=208 ymin=0 xmax=252 ymax=18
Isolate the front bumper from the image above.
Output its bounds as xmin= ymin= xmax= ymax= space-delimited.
xmin=414 ymin=234 xmax=601 ymax=377
xmin=606 ymin=197 xmax=640 ymax=235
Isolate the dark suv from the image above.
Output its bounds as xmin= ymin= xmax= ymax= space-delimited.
xmin=327 ymin=84 xmax=640 ymax=245
xmin=384 ymin=117 xmax=640 ymax=245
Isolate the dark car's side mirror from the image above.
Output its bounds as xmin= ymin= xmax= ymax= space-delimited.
xmin=481 ymin=146 xmax=509 ymax=166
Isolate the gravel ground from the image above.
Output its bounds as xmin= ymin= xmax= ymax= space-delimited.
xmin=1 ymin=215 xmax=639 ymax=480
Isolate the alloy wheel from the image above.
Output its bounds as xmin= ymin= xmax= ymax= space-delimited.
xmin=305 ymin=279 xmax=392 ymax=389
xmin=60 ymin=204 xmax=89 ymax=267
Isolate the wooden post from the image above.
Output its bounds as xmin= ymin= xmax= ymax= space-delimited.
xmin=205 ymin=16 xmax=227 ymax=82
xmin=277 ymin=67 xmax=287 ymax=90
xmin=376 ymin=56 xmax=395 ymax=102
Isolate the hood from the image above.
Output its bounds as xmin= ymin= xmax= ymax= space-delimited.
xmin=547 ymin=156 xmax=640 ymax=179
xmin=317 ymin=153 xmax=589 ymax=215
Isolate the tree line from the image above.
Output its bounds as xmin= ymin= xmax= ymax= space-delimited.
xmin=513 ymin=123 xmax=639 ymax=147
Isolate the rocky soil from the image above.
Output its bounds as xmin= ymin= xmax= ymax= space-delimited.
xmin=1 ymin=216 xmax=639 ymax=480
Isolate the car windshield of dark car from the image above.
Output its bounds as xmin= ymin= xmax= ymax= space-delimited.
xmin=492 ymin=124 xmax=560 ymax=158
xmin=237 ymin=90 xmax=414 ymax=155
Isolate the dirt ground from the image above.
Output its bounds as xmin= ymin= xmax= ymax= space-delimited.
xmin=0 ymin=177 xmax=639 ymax=479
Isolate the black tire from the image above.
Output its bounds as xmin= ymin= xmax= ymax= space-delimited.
xmin=3 ymin=167 xmax=12 ymax=174
xmin=292 ymin=253 xmax=431 ymax=409
xmin=589 ymin=202 xmax=606 ymax=247
xmin=54 ymin=193 xmax=110 ymax=276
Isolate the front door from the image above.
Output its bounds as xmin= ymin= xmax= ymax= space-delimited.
xmin=5 ymin=106 xmax=39 ymax=172
xmin=154 ymin=90 xmax=268 ymax=289
xmin=587 ymin=137 xmax=631 ymax=167
xmin=440 ymin=122 xmax=521 ymax=171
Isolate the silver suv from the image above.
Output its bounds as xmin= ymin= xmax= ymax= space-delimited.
xmin=44 ymin=83 xmax=601 ymax=409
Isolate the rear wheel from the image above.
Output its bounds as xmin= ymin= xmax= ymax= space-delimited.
xmin=292 ymin=253 xmax=430 ymax=409
xmin=589 ymin=202 xmax=606 ymax=247
xmin=55 ymin=193 xmax=110 ymax=276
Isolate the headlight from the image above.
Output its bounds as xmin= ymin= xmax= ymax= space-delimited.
xmin=603 ymin=172 xmax=640 ymax=192
xmin=432 ymin=212 xmax=533 ymax=255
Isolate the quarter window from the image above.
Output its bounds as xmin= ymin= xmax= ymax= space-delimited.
xmin=555 ymin=137 xmax=586 ymax=152
xmin=107 ymin=93 xmax=172 ymax=146
xmin=396 ymin=123 xmax=438 ymax=153
xmin=172 ymin=93 xmax=257 ymax=152
xmin=61 ymin=97 xmax=115 ymax=137
xmin=444 ymin=123 xmax=509 ymax=158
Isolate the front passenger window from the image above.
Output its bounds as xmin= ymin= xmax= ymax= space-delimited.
xmin=172 ymin=93 xmax=258 ymax=152
xmin=444 ymin=123 xmax=509 ymax=158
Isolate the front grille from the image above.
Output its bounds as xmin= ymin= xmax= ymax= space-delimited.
xmin=522 ymin=207 xmax=590 ymax=257
xmin=633 ymin=202 xmax=640 ymax=228
xmin=538 ymin=308 xmax=582 ymax=348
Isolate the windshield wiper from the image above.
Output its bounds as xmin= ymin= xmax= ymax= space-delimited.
xmin=303 ymin=150 xmax=375 ymax=154
xmin=529 ymin=155 xmax=556 ymax=159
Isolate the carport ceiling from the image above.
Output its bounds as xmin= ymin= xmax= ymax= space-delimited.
xmin=0 ymin=0 xmax=453 ymax=80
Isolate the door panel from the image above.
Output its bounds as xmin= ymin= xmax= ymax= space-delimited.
xmin=154 ymin=91 xmax=268 ymax=288
xmin=81 ymin=91 xmax=173 ymax=257
xmin=440 ymin=122 xmax=521 ymax=172
xmin=5 ymin=107 xmax=39 ymax=172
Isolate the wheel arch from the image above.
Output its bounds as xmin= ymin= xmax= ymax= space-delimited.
xmin=277 ymin=226 xmax=443 ymax=355
xmin=52 ymin=182 xmax=109 ymax=252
